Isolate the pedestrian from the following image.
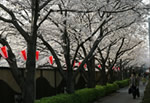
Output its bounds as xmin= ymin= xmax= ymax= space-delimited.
xmin=142 ymin=75 xmax=147 ymax=85
xmin=136 ymin=73 xmax=140 ymax=97
xmin=129 ymin=72 xmax=140 ymax=99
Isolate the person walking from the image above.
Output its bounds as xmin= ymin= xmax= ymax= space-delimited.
xmin=136 ymin=73 xmax=141 ymax=97
xmin=129 ymin=72 xmax=140 ymax=99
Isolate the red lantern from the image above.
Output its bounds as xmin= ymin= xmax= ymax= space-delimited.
xmin=78 ymin=62 xmax=81 ymax=67
xmin=84 ymin=64 xmax=87 ymax=68
xmin=0 ymin=46 xmax=8 ymax=59
xmin=118 ymin=67 xmax=120 ymax=71
xmin=21 ymin=50 xmax=27 ymax=61
xmin=49 ymin=56 xmax=53 ymax=64
xmin=36 ymin=51 xmax=40 ymax=61
xmin=98 ymin=65 xmax=101 ymax=68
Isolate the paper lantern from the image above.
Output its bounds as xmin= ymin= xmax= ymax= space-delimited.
xmin=36 ymin=51 xmax=40 ymax=61
xmin=49 ymin=56 xmax=53 ymax=64
xmin=73 ymin=61 xmax=76 ymax=67
xmin=78 ymin=62 xmax=81 ymax=67
xmin=21 ymin=50 xmax=27 ymax=61
xmin=0 ymin=46 xmax=8 ymax=59
xmin=98 ymin=65 xmax=101 ymax=68
xmin=84 ymin=64 xmax=87 ymax=68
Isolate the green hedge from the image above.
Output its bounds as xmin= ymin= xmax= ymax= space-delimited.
xmin=142 ymin=79 xmax=150 ymax=103
xmin=105 ymin=83 xmax=119 ymax=94
xmin=95 ymin=85 xmax=106 ymax=97
xmin=35 ymin=79 xmax=129 ymax=103
xmin=35 ymin=94 xmax=76 ymax=103
xmin=75 ymin=88 xmax=98 ymax=103
xmin=114 ymin=79 xmax=129 ymax=88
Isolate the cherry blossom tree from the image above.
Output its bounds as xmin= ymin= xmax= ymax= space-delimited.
xmin=37 ymin=0 xmax=149 ymax=91
xmin=0 ymin=0 xmax=149 ymax=102
xmin=0 ymin=0 xmax=57 ymax=103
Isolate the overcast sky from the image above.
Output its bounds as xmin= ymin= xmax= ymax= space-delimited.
xmin=143 ymin=0 xmax=150 ymax=4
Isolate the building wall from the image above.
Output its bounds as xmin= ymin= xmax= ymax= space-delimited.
xmin=0 ymin=68 xmax=21 ymax=93
xmin=0 ymin=67 xmax=101 ymax=103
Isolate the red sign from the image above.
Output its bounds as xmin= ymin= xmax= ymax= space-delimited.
xmin=78 ymin=62 xmax=81 ymax=67
xmin=21 ymin=50 xmax=40 ymax=61
xmin=49 ymin=56 xmax=53 ymax=64
xmin=0 ymin=46 xmax=8 ymax=58
xmin=84 ymin=64 xmax=87 ymax=68
xmin=21 ymin=50 xmax=27 ymax=61
xmin=36 ymin=51 xmax=40 ymax=61
xmin=98 ymin=65 xmax=101 ymax=68
xmin=118 ymin=67 xmax=120 ymax=71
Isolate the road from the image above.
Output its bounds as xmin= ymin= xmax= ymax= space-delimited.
xmin=94 ymin=82 xmax=146 ymax=103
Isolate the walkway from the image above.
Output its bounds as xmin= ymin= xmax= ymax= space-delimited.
xmin=94 ymin=82 xmax=146 ymax=103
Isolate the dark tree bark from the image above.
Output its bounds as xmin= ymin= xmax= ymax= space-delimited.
xmin=87 ymin=56 xmax=96 ymax=88
xmin=107 ymin=60 xmax=115 ymax=83
xmin=38 ymin=35 xmax=66 ymax=80
xmin=23 ymin=1 xmax=39 ymax=103
xmin=100 ymin=65 xmax=107 ymax=85
xmin=0 ymin=38 xmax=24 ymax=91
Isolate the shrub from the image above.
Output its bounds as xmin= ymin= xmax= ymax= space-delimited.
xmin=75 ymin=88 xmax=97 ymax=103
xmin=35 ymin=100 xmax=40 ymax=103
xmin=95 ymin=85 xmax=106 ymax=97
xmin=114 ymin=79 xmax=129 ymax=88
xmin=36 ymin=94 xmax=74 ymax=103
xmin=35 ymin=79 xmax=128 ymax=103
xmin=104 ymin=83 xmax=119 ymax=94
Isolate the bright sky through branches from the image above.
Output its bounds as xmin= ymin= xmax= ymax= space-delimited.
xmin=143 ymin=0 xmax=150 ymax=4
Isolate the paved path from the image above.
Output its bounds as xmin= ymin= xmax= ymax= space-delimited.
xmin=94 ymin=82 xmax=146 ymax=103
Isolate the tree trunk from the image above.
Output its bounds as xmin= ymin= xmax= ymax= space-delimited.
xmin=100 ymin=66 xmax=107 ymax=85
xmin=107 ymin=68 xmax=114 ymax=83
xmin=23 ymin=41 xmax=37 ymax=103
xmin=119 ymin=59 xmax=122 ymax=80
xmin=61 ymin=10 xmax=75 ymax=94
xmin=66 ymin=70 xmax=74 ymax=93
xmin=65 ymin=45 xmax=74 ymax=94
xmin=87 ymin=56 xmax=96 ymax=88
xmin=23 ymin=0 xmax=38 ymax=102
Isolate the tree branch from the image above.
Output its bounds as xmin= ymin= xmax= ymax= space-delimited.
xmin=39 ymin=0 xmax=53 ymax=10
xmin=37 ymin=9 xmax=53 ymax=28
xmin=118 ymin=41 xmax=143 ymax=57
xmin=0 ymin=4 xmax=29 ymax=42
xmin=0 ymin=37 xmax=24 ymax=90
xmin=0 ymin=16 xmax=12 ymax=23
xmin=48 ymin=7 xmax=134 ymax=14
xmin=38 ymin=34 xmax=66 ymax=80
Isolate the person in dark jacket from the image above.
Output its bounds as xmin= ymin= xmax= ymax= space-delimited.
xmin=129 ymin=72 xmax=140 ymax=99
